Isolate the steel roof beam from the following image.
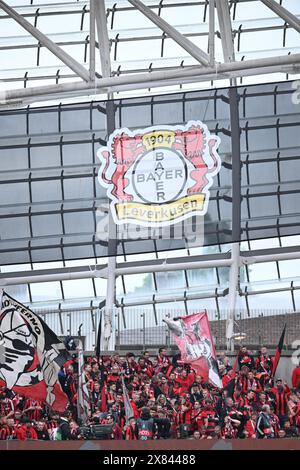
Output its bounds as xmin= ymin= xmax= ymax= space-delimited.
xmin=128 ymin=0 xmax=211 ymax=67
xmin=1 ymin=247 xmax=300 ymax=286
xmin=1 ymin=52 xmax=300 ymax=105
xmin=261 ymin=0 xmax=300 ymax=34
xmin=95 ymin=0 xmax=112 ymax=77
xmin=215 ymin=0 xmax=235 ymax=63
xmin=0 ymin=0 xmax=90 ymax=82
xmin=89 ymin=0 xmax=96 ymax=80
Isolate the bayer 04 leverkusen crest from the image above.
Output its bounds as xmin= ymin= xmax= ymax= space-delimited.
xmin=97 ymin=121 xmax=221 ymax=227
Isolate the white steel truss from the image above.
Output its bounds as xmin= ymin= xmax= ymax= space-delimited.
xmin=0 ymin=0 xmax=300 ymax=107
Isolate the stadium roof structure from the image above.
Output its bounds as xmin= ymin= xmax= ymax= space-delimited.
xmin=1 ymin=0 xmax=300 ymax=106
xmin=0 ymin=0 xmax=300 ymax=352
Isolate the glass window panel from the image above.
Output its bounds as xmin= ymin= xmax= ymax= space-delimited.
xmin=4 ymin=285 xmax=29 ymax=303
xmin=246 ymin=290 xmax=294 ymax=312
xmin=0 ymin=182 xmax=30 ymax=205
xmin=63 ymin=177 xmax=94 ymax=200
xmin=123 ymin=273 xmax=154 ymax=296
xmin=63 ymin=211 xmax=94 ymax=234
xmin=116 ymin=276 xmax=124 ymax=296
xmin=30 ymin=145 xmax=61 ymax=168
xmin=239 ymin=29 xmax=283 ymax=53
xmin=0 ymin=113 xmax=26 ymax=138
xmin=62 ymin=278 xmax=95 ymax=299
xmin=277 ymin=260 xmax=300 ymax=279
xmin=62 ymin=143 xmax=93 ymax=165
xmin=30 ymin=281 xmax=62 ymax=302
xmin=187 ymin=268 xmax=217 ymax=287
xmin=120 ymin=104 xmax=152 ymax=128
xmin=0 ymin=216 xmax=30 ymax=240
xmin=37 ymin=13 xmax=81 ymax=34
xmin=280 ymin=123 xmax=300 ymax=148
xmin=29 ymin=110 xmax=58 ymax=135
xmin=31 ymin=179 xmax=62 ymax=202
xmin=31 ymin=214 xmax=62 ymax=236
xmin=155 ymin=270 xmax=186 ymax=291
xmin=61 ymin=108 xmax=91 ymax=132
xmin=247 ymin=162 xmax=278 ymax=185
xmin=94 ymin=277 xmax=106 ymax=297
xmin=0 ymin=147 xmax=28 ymax=171
xmin=248 ymin=262 xmax=279 ymax=282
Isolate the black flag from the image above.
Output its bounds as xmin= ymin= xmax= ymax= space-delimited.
xmin=0 ymin=291 xmax=70 ymax=411
xmin=272 ymin=324 xmax=286 ymax=377
xmin=95 ymin=301 xmax=105 ymax=359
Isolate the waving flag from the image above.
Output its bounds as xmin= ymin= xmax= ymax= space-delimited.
xmin=164 ymin=311 xmax=222 ymax=388
xmin=77 ymin=340 xmax=90 ymax=424
xmin=0 ymin=291 xmax=70 ymax=412
xmin=272 ymin=324 xmax=286 ymax=377
xmin=121 ymin=375 xmax=134 ymax=422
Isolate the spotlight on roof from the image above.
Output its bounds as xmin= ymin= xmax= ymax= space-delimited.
xmin=231 ymin=332 xmax=246 ymax=342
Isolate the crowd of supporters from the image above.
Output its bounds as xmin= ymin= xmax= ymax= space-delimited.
xmin=1 ymin=346 xmax=300 ymax=441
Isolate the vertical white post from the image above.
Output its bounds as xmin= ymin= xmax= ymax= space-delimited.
xmin=89 ymin=0 xmax=96 ymax=81
xmin=102 ymin=99 xmax=116 ymax=351
xmin=226 ymin=243 xmax=240 ymax=351
xmin=103 ymin=251 xmax=116 ymax=351
xmin=209 ymin=0 xmax=215 ymax=66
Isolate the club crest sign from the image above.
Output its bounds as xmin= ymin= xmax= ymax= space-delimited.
xmin=97 ymin=120 xmax=221 ymax=227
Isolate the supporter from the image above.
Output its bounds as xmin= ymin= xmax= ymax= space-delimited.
xmin=141 ymin=351 xmax=153 ymax=367
xmin=283 ymin=419 xmax=298 ymax=437
xmin=58 ymin=411 xmax=72 ymax=440
xmin=191 ymin=430 xmax=201 ymax=440
xmin=16 ymin=417 xmax=38 ymax=441
xmin=125 ymin=417 xmax=137 ymax=440
xmin=23 ymin=398 xmax=43 ymax=421
xmin=156 ymin=348 xmax=171 ymax=373
xmin=256 ymin=405 xmax=274 ymax=439
xmin=269 ymin=378 xmax=291 ymax=427
xmin=244 ymin=412 xmax=257 ymax=438
xmin=36 ymin=421 xmax=50 ymax=440
xmin=1 ymin=345 xmax=300 ymax=441
xmin=190 ymin=383 xmax=202 ymax=403
xmin=238 ymin=347 xmax=255 ymax=371
xmin=136 ymin=406 xmax=170 ymax=440
xmin=292 ymin=362 xmax=300 ymax=390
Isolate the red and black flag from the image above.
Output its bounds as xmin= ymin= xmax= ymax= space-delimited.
xmin=0 ymin=291 xmax=70 ymax=412
xmin=272 ymin=324 xmax=286 ymax=377
xmin=164 ymin=311 xmax=222 ymax=388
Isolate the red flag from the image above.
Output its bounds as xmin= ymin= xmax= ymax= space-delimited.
xmin=272 ymin=324 xmax=286 ymax=377
xmin=164 ymin=311 xmax=222 ymax=388
xmin=0 ymin=291 xmax=70 ymax=412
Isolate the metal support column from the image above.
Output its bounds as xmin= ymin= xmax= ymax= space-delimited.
xmin=95 ymin=0 xmax=111 ymax=77
xmin=89 ymin=0 xmax=96 ymax=81
xmin=227 ymin=86 xmax=241 ymax=351
xmin=103 ymin=99 xmax=117 ymax=351
xmin=209 ymin=0 xmax=215 ymax=65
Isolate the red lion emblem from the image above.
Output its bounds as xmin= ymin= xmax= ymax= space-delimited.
xmin=101 ymin=133 xmax=145 ymax=201
xmin=174 ymin=125 xmax=219 ymax=194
